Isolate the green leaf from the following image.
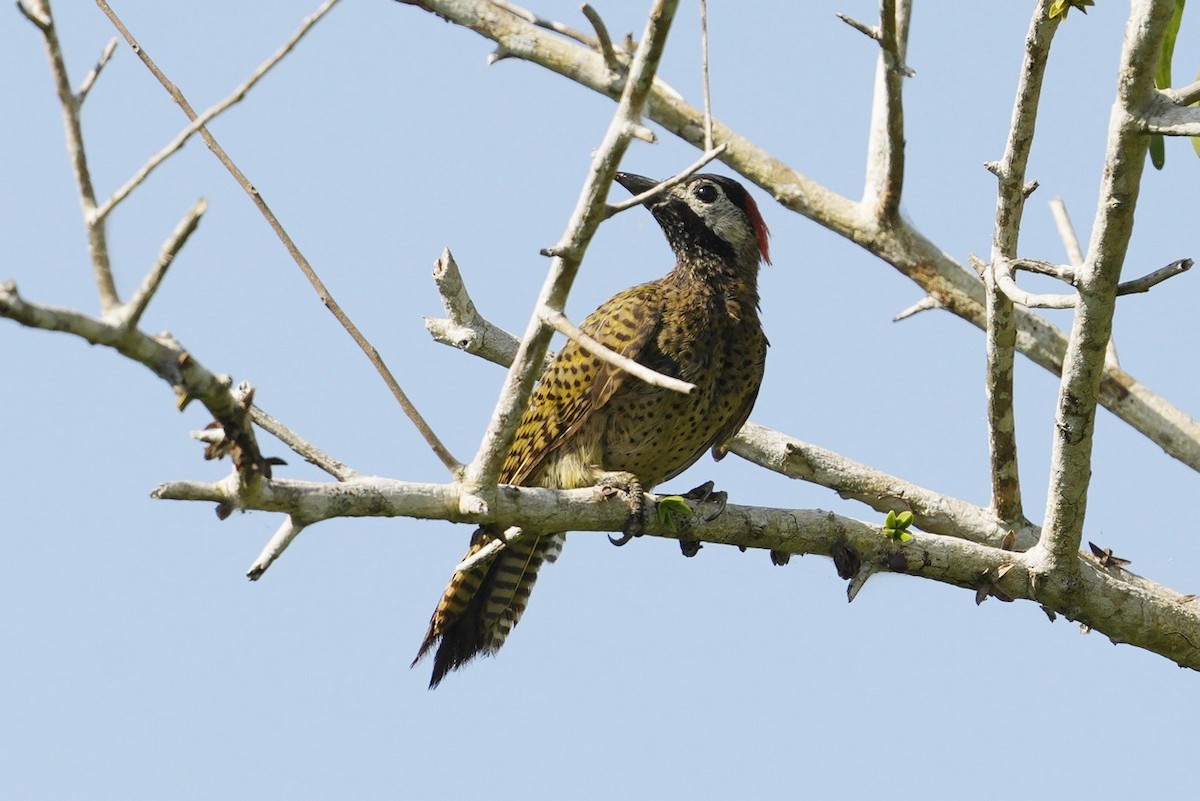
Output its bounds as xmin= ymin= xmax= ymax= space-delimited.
xmin=1150 ymin=1 xmax=1184 ymax=169
xmin=1049 ymin=0 xmax=1095 ymax=20
xmin=1157 ymin=0 xmax=1184 ymax=91
xmin=1151 ymin=133 xmax=1166 ymax=170
xmin=655 ymin=495 xmax=691 ymax=529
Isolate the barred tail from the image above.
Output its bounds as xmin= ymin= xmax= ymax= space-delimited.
xmin=412 ymin=526 xmax=565 ymax=689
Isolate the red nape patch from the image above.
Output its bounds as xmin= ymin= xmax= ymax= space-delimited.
xmin=742 ymin=191 xmax=771 ymax=265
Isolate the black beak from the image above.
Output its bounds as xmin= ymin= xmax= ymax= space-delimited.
xmin=614 ymin=172 xmax=659 ymax=198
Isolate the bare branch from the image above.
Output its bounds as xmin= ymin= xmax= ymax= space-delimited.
xmin=862 ymin=0 xmax=912 ymax=221
xmin=490 ymin=0 xmax=598 ymax=49
xmin=249 ymin=406 xmax=358 ymax=481
xmin=424 ymin=249 xmax=536 ymax=369
xmin=983 ymin=2 xmax=1062 ymax=524
xmin=989 ymin=256 xmax=1078 ymax=309
xmin=150 ymin=471 xmax=1200 ymax=671
xmin=1116 ymin=257 xmax=1193 ymax=296
xmin=699 ymin=0 xmax=713 ymax=151
xmin=247 ymin=517 xmax=306 ymax=580
xmin=453 ymin=526 xmax=525 ymax=574
xmin=459 ymin=0 xmax=682 ymax=500
xmin=0 ymin=281 xmax=270 ymax=481
xmin=604 ymin=143 xmax=727 ymax=216
xmin=892 ymin=295 xmax=939 ymax=321
xmin=835 ymin=12 xmax=879 ymax=41
xmin=398 ymin=0 xmax=1200 ymax=476
xmin=580 ymin=4 xmax=620 ymax=71
xmin=119 ymin=198 xmax=207 ymax=330
xmin=75 ymin=37 xmax=117 ymax=104
xmin=99 ymin=0 xmax=463 ymax=478
xmin=1165 ymin=79 xmax=1200 ymax=106
xmin=1137 ymin=90 xmax=1200 ymax=135
xmin=93 ymin=1 xmax=334 ymax=225
xmin=1049 ymin=196 xmax=1085 ymax=266
xmin=28 ymin=0 xmax=117 ymax=309
xmin=1035 ymin=0 xmax=1176 ymax=571
xmin=541 ymin=308 xmax=695 ymax=394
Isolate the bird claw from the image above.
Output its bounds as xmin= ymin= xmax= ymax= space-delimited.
xmin=682 ymin=480 xmax=728 ymax=522
xmin=599 ymin=471 xmax=645 ymax=547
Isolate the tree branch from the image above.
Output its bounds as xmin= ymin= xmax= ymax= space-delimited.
xmin=458 ymin=0 xmax=681 ymax=503
xmin=28 ymin=0 xmax=118 ymax=310
xmin=862 ymin=0 xmax=911 ymax=221
xmin=1034 ymin=0 xmax=1174 ymax=572
xmin=119 ymin=198 xmax=207 ymax=331
xmin=149 ymin=471 xmax=1200 ymax=670
xmin=0 ymin=282 xmax=271 ymax=482
xmin=394 ymin=0 xmax=1200 ymax=478
xmin=983 ymin=2 xmax=1061 ymax=525
xmin=540 ymin=308 xmax=695 ymax=394
xmin=98 ymin=0 xmax=463 ymax=478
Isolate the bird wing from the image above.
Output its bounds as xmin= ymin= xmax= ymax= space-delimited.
xmin=501 ymin=281 xmax=665 ymax=487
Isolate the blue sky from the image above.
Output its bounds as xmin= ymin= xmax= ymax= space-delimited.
xmin=3 ymin=1 xmax=1200 ymax=799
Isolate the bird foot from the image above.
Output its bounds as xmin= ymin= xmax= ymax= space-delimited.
xmin=681 ymin=480 xmax=728 ymax=522
xmin=597 ymin=471 xmax=645 ymax=546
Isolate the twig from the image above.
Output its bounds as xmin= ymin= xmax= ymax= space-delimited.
xmin=1035 ymin=0 xmax=1176 ymax=570
xmin=459 ymin=0 xmax=682 ymax=500
xmin=541 ymin=308 xmax=695 ymax=394
xmin=423 ymin=248 xmax=542 ymax=369
xmin=983 ymin=2 xmax=1061 ymax=523
xmin=249 ymin=405 xmax=358 ymax=481
xmin=862 ymin=0 xmax=911 ymax=222
xmin=0 ymin=281 xmax=270 ymax=480
xmin=1117 ymin=258 xmax=1193 ymax=295
xmin=1165 ymin=79 xmax=1200 ymax=106
xmin=604 ymin=143 xmax=727 ymax=216
xmin=988 ymin=256 xmax=1077 ymax=309
xmin=699 ymin=0 xmax=713 ymax=152
xmin=76 ymin=37 xmax=117 ymax=104
xmin=453 ymin=526 xmax=525 ymax=574
xmin=119 ymin=198 xmax=207 ymax=330
xmin=247 ymin=516 xmax=306 ymax=580
xmin=491 ymin=0 xmax=598 ymax=49
xmin=892 ymin=295 xmax=939 ymax=321
xmin=835 ymin=12 xmax=879 ymax=40
xmin=580 ymin=4 xmax=620 ymax=71
xmin=1138 ymin=90 xmax=1200 ymax=135
xmin=1049 ymin=197 xmax=1085 ymax=267
xmin=28 ymin=0 xmax=118 ymax=310
xmin=98 ymin=0 xmax=462 ymax=478
xmin=93 ymin=4 xmax=328 ymax=225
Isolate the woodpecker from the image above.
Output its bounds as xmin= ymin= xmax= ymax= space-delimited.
xmin=413 ymin=172 xmax=771 ymax=688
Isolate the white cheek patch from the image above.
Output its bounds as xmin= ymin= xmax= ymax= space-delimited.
xmin=701 ymin=199 xmax=755 ymax=253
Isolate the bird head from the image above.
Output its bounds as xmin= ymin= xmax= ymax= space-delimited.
xmin=615 ymin=172 xmax=771 ymax=268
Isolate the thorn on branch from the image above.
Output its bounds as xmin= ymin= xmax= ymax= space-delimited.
xmin=892 ymin=295 xmax=939 ymax=322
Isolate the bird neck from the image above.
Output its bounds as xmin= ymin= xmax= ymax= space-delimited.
xmin=668 ymin=250 xmax=762 ymax=309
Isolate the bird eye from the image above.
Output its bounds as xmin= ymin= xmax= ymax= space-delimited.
xmin=693 ymin=183 xmax=719 ymax=203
